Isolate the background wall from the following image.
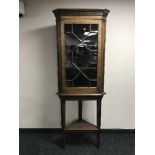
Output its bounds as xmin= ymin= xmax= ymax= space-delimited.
xmin=19 ymin=0 xmax=135 ymax=129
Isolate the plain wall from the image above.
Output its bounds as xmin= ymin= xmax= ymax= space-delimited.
xmin=19 ymin=0 xmax=135 ymax=129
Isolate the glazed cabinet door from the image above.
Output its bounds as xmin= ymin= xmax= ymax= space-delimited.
xmin=60 ymin=17 xmax=104 ymax=94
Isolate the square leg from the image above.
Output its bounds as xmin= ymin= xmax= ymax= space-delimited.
xmin=96 ymin=132 xmax=100 ymax=148
xmin=61 ymin=99 xmax=66 ymax=148
xmin=96 ymin=99 xmax=101 ymax=148
xmin=63 ymin=132 xmax=66 ymax=148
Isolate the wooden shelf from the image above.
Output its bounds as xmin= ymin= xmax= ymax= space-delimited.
xmin=64 ymin=119 xmax=98 ymax=132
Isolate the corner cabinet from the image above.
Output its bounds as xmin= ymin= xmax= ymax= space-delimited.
xmin=53 ymin=8 xmax=110 ymax=148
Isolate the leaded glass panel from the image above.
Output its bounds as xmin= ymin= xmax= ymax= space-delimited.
xmin=65 ymin=24 xmax=98 ymax=87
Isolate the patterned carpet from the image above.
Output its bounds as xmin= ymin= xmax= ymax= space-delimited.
xmin=19 ymin=131 xmax=135 ymax=155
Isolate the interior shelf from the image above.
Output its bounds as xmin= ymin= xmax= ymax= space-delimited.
xmin=64 ymin=119 xmax=98 ymax=132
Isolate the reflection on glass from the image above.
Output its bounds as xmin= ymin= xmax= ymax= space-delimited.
xmin=65 ymin=24 xmax=98 ymax=87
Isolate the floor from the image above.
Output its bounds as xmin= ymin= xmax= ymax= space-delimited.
xmin=19 ymin=132 xmax=135 ymax=155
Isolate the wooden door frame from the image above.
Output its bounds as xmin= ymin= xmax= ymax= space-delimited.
xmin=60 ymin=16 xmax=105 ymax=94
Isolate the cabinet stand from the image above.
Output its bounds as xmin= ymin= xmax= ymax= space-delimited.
xmin=58 ymin=93 xmax=105 ymax=148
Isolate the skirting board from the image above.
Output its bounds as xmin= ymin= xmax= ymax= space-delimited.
xmin=19 ymin=128 xmax=135 ymax=134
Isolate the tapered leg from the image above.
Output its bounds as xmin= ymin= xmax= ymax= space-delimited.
xmin=78 ymin=100 xmax=82 ymax=121
xmin=61 ymin=99 xmax=66 ymax=148
xmin=97 ymin=99 xmax=101 ymax=148
xmin=97 ymin=132 xmax=100 ymax=148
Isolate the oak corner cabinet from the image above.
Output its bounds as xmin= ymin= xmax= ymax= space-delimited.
xmin=53 ymin=8 xmax=110 ymax=148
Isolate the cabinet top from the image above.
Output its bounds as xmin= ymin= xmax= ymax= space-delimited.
xmin=53 ymin=8 xmax=110 ymax=18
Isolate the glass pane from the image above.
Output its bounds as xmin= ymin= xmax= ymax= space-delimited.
xmin=65 ymin=24 xmax=98 ymax=87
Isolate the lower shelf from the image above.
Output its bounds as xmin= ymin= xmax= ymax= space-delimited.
xmin=64 ymin=119 xmax=98 ymax=132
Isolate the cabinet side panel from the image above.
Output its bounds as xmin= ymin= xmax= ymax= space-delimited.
xmin=98 ymin=20 xmax=106 ymax=93
xmin=102 ymin=20 xmax=106 ymax=93
xmin=96 ymin=20 xmax=102 ymax=93
xmin=56 ymin=19 xmax=63 ymax=93
xmin=97 ymin=19 xmax=106 ymax=93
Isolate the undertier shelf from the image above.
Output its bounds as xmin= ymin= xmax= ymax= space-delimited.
xmin=64 ymin=119 xmax=98 ymax=132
